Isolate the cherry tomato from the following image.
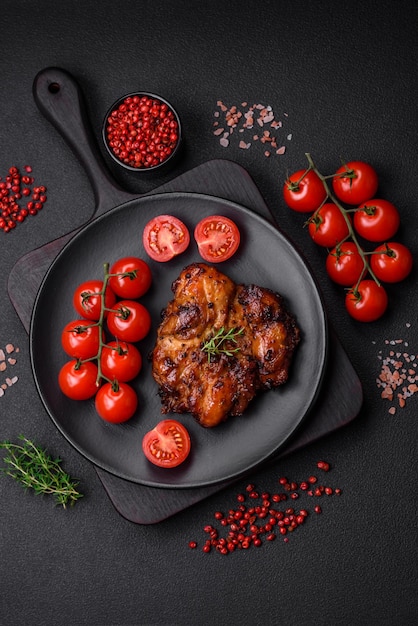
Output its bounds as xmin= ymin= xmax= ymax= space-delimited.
xmin=345 ymin=280 xmax=388 ymax=322
xmin=61 ymin=319 xmax=103 ymax=359
xmin=332 ymin=161 xmax=378 ymax=205
xmin=108 ymin=256 xmax=152 ymax=299
xmin=194 ymin=215 xmax=240 ymax=263
xmin=100 ymin=341 xmax=143 ymax=382
xmin=58 ymin=360 xmax=99 ymax=400
xmin=73 ymin=279 xmax=116 ymax=321
xmin=107 ymin=300 xmax=152 ymax=342
xmin=143 ymin=214 xmax=190 ymax=262
xmin=353 ymin=199 xmax=400 ymax=242
xmin=307 ymin=203 xmax=351 ymax=247
xmin=283 ymin=169 xmax=327 ymax=213
xmin=95 ymin=382 xmax=138 ymax=423
xmin=325 ymin=242 xmax=366 ymax=286
xmin=370 ymin=242 xmax=413 ymax=283
xmin=142 ymin=419 xmax=191 ymax=468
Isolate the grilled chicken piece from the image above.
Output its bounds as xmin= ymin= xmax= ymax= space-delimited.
xmin=151 ymin=263 xmax=300 ymax=428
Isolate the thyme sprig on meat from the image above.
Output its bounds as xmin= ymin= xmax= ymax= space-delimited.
xmin=0 ymin=436 xmax=83 ymax=508
xmin=202 ymin=326 xmax=244 ymax=362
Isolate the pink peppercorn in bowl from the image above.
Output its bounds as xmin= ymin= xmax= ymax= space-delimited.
xmin=102 ymin=92 xmax=182 ymax=172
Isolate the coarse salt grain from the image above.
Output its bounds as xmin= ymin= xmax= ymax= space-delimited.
xmin=213 ymin=100 xmax=291 ymax=159
xmin=0 ymin=342 xmax=19 ymax=399
xmin=376 ymin=330 xmax=418 ymax=414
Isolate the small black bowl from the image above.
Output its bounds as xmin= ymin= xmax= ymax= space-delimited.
xmin=102 ymin=91 xmax=182 ymax=173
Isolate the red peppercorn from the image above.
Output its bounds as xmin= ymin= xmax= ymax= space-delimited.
xmin=105 ymin=94 xmax=180 ymax=170
xmin=317 ymin=461 xmax=330 ymax=471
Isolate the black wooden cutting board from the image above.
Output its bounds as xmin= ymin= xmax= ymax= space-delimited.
xmin=8 ymin=68 xmax=363 ymax=523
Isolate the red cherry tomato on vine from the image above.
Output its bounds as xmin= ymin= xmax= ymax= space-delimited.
xmin=95 ymin=382 xmax=138 ymax=423
xmin=108 ymin=256 xmax=152 ymax=299
xmin=283 ymin=169 xmax=327 ymax=213
xmin=353 ymin=199 xmax=400 ymax=242
xmin=325 ymin=242 xmax=366 ymax=286
xmin=107 ymin=300 xmax=151 ymax=342
xmin=73 ymin=279 xmax=116 ymax=321
xmin=61 ymin=319 xmax=103 ymax=359
xmin=194 ymin=215 xmax=240 ymax=263
xmin=307 ymin=203 xmax=351 ymax=247
xmin=345 ymin=280 xmax=388 ymax=322
xmin=143 ymin=214 xmax=190 ymax=262
xmin=332 ymin=161 xmax=378 ymax=205
xmin=100 ymin=341 xmax=143 ymax=382
xmin=142 ymin=419 xmax=191 ymax=468
xmin=370 ymin=242 xmax=413 ymax=283
xmin=58 ymin=360 xmax=99 ymax=400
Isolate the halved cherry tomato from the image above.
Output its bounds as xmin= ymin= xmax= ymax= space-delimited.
xmin=58 ymin=360 xmax=99 ymax=400
xmin=100 ymin=340 xmax=142 ymax=382
xmin=353 ymin=199 xmax=400 ymax=242
xmin=108 ymin=256 xmax=152 ymax=299
xmin=283 ymin=169 xmax=327 ymax=213
xmin=307 ymin=203 xmax=351 ymax=247
xmin=325 ymin=242 xmax=366 ymax=286
xmin=370 ymin=242 xmax=413 ymax=283
xmin=194 ymin=215 xmax=240 ymax=262
xmin=142 ymin=419 xmax=191 ymax=468
xmin=61 ymin=319 xmax=103 ymax=359
xmin=143 ymin=215 xmax=190 ymax=262
xmin=345 ymin=280 xmax=388 ymax=322
xmin=107 ymin=300 xmax=152 ymax=342
xmin=73 ymin=279 xmax=116 ymax=321
xmin=332 ymin=161 xmax=378 ymax=205
xmin=95 ymin=381 xmax=138 ymax=423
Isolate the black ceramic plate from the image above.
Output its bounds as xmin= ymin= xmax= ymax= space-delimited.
xmin=30 ymin=192 xmax=327 ymax=489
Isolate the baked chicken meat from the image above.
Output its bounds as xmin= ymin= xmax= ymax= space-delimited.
xmin=151 ymin=263 xmax=300 ymax=428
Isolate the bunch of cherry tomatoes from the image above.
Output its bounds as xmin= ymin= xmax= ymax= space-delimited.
xmin=283 ymin=156 xmax=413 ymax=322
xmin=58 ymin=256 xmax=152 ymax=423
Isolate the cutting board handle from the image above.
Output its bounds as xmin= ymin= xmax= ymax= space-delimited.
xmin=33 ymin=67 xmax=135 ymax=215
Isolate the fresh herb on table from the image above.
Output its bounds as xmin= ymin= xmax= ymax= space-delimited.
xmin=0 ymin=435 xmax=83 ymax=508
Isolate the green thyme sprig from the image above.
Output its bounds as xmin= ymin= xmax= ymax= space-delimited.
xmin=202 ymin=326 xmax=244 ymax=362
xmin=0 ymin=436 xmax=83 ymax=508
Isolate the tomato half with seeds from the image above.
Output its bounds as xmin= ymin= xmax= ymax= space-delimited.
xmin=345 ymin=280 xmax=388 ymax=322
xmin=58 ymin=360 xmax=99 ymax=400
xmin=142 ymin=419 xmax=191 ymax=468
xmin=332 ymin=161 xmax=378 ymax=205
xmin=325 ymin=242 xmax=366 ymax=286
xmin=307 ymin=203 xmax=351 ymax=247
xmin=194 ymin=215 xmax=240 ymax=262
xmin=353 ymin=199 xmax=400 ymax=242
xmin=61 ymin=319 xmax=103 ymax=359
xmin=107 ymin=300 xmax=152 ymax=342
xmin=283 ymin=169 xmax=327 ymax=213
xmin=73 ymin=279 xmax=116 ymax=321
xmin=95 ymin=382 xmax=138 ymax=423
xmin=100 ymin=340 xmax=143 ymax=382
xmin=370 ymin=242 xmax=413 ymax=283
xmin=143 ymin=215 xmax=190 ymax=262
xmin=108 ymin=256 xmax=152 ymax=299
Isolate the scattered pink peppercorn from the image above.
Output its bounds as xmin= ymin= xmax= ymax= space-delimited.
xmin=0 ymin=165 xmax=47 ymax=233
xmin=188 ymin=460 xmax=342 ymax=554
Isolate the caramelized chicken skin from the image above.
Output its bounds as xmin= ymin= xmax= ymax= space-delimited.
xmin=151 ymin=263 xmax=300 ymax=428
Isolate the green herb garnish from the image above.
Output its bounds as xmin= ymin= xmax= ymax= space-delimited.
xmin=0 ymin=436 xmax=83 ymax=508
xmin=202 ymin=326 xmax=244 ymax=362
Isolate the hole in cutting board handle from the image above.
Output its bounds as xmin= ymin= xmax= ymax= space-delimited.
xmin=48 ymin=82 xmax=61 ymax=94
